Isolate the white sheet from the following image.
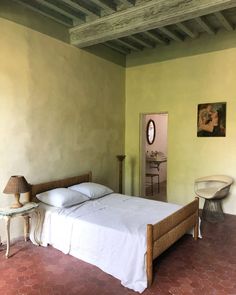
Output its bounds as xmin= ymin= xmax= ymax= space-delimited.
xmin=31 ymin=194 xmax=183 ymax=293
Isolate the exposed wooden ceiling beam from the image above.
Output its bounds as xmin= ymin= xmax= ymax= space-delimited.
xmin=15 ymin=0 xmax=73 ymax=27
xmin=89 ymin=0 xmax=116 ymax=13
xmin=61 ymin=0 xmax=100 ymax=17
xmin=70 ymin=0 xmax=236 ymax=47
xmin=158 ymin=27 xmax=184 ymax=42
xmin=128 ymin=35 xmax=155 ymax=48
xmin=142 ymin=31 xmax=168 ymax=45
xmin=115 ymin=39 xmax=141 ymax=51
xmin=176 ymin=22 xmax=198 ymax=38
xmin=214 ymin=11 xmax=234 ymax=31
xmin=195 ymin=16 xmax=216 ymax=35
xmin=104 ymin=42 xmax=130 ymax=55
xmin=36 ymin=0 xmax=85 ymax=24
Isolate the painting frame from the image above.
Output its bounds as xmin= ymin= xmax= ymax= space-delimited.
xmin=197 ymin=102 xmax=226 ymax=137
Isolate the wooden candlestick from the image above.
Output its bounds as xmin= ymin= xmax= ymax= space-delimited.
xmin=116 ymin=155 xmax=126 ymax=194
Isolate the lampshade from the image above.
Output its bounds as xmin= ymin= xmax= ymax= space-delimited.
xmin=3 ymin=176 xmax=30 ymax=194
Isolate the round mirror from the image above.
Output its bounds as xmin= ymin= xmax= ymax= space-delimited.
xmin=146 ymin=119 xmax=156 ymax=145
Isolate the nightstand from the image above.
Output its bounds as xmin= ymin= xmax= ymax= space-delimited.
xmin=0 ymin=202 xmax=41 ymax=258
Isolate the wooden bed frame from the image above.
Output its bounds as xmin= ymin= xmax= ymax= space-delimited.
xmin=29 ymin=171 xmax=199 ymax=288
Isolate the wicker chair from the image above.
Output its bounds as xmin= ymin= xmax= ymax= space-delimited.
xmin=194 ymin=175 xmax=233 ymax=222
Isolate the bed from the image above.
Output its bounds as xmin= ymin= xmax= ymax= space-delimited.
xmin=29 ymin=172 xmax=199 ymax=293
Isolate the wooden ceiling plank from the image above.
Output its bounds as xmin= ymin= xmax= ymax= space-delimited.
xmin=143 ymin=31 xmax=168 ymax=45
xmin=70 ymin=0 xmax=236 ymax=47
xmin=214 ymin=11 xmax=234 ymax=31
xmin=128 ymin=35 xmax=155 ymax=48
xmin=15 ymin=0 xmax=73 ymax=26
xmin=89 ymin=0 xmax=116 ymax=13
xmin=195 ymin=16 xmax=216 ymax=34
xmin=115 ymin=39 xmax=141 ymax=51
xmin=36 ymin=0 xmax=85 ymax=22
xmin=158 ymin=27 xmax=184 ymax=42
xmin=119 ymin=0 xmax=136 ymax=6
xmin=176 ymin=22 xmax=198 ymax=38
xmin=104 ymin=42 xmax=130 ymax=54
xmin=61 ymin=0 xmax=100 ymax=17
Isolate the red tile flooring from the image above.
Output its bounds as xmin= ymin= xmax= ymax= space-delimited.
xmin=0 ymin=214 xmax=236 ymax=295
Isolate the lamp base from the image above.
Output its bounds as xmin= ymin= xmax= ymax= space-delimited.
xmin=11 ymin=203 xmax=23 ymax=209
xmin=10 ymin=193 xmax=23 ymax=209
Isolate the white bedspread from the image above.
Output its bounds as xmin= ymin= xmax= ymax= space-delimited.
xmin=31 ymin=194 xmax=182 ymax=293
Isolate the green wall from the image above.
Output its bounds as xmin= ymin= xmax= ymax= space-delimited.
xmin=125 ymin=31 xmax=236 ymax=215
xmin=0 ymin=18 xmax=125 ymax=240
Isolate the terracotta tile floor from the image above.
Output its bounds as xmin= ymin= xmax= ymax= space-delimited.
xmin=0 ymin=214 xmax=236 ymax=295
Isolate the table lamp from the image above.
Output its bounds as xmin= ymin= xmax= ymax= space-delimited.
xmin=3 ymin=176 xmax=30 ymax=208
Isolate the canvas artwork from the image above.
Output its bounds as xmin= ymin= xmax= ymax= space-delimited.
xmin=197 ymin=102 xmax=226 ymax=137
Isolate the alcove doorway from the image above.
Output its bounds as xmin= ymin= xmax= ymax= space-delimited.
xmin=140 ymin=113 xmax=168 ymax=202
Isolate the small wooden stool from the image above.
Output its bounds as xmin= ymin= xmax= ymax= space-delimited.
xmin=146 ymin=173 xmax=159 ymax=195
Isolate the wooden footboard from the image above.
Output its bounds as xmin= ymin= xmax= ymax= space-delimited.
xmin=146 ymin=197 xmax=199 ymax=287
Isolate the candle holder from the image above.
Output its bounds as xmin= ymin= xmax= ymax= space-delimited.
xmin=116 ymin=155 xmax=126 ymax=194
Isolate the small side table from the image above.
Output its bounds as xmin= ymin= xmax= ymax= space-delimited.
xmin=0 ymin=202 xmax=41 ymax=258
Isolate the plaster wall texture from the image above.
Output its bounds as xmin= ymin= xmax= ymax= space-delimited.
xmin=0 ymin=18 xmax=125 ymax=240
xmin=125 ymin=31 xmax=236 ymax=215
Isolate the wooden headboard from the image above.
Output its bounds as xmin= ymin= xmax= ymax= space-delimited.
xmin=29 ymin=172 xmax=92 ymax=201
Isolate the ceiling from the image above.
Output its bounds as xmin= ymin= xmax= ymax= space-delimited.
xmin=14 ymin=0 xmax=236 ymax=55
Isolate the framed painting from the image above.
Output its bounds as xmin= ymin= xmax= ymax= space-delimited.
xmin=197 ymin=102 xmax=226 ymax=137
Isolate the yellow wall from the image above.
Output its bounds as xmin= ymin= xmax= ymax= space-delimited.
xmin=125 ymin=31 xmax=236 ymax=215
xmin=0 ymin=18 xmax=125 ymax=240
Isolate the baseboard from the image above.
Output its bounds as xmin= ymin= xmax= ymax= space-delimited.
xmin=0 ymin=235 xmax=25 ymax=245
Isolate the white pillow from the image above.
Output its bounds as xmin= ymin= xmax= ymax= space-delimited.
xmin=36 ymin=188 xmax=89 ymax=208
xmin=69 ymin=182 xmax=113 ymax=199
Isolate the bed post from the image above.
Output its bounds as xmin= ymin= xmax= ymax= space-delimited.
xmin=194 ymin=197 xmax=199 ymax=241
xmin=146 ymin=224 xmax=153 ymax=287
